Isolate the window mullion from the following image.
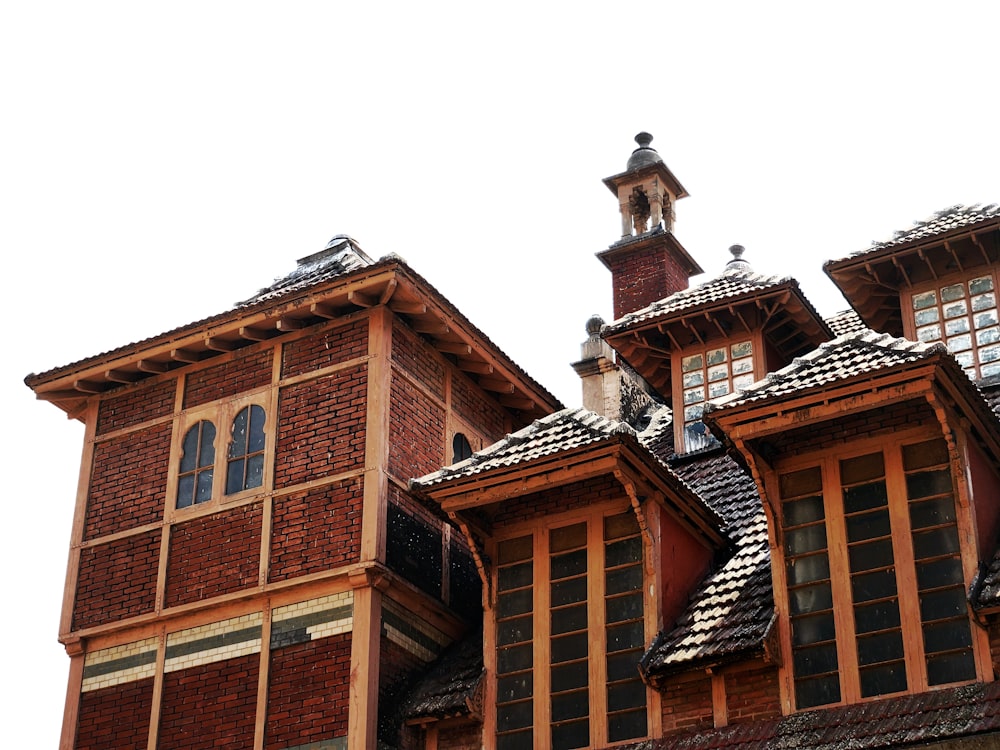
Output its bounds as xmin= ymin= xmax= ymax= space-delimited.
xmin=588 ymin=518 xmax=606 ymax=747
xmin=534 ymin=529 xmax=550 ymax=750
xmin=824 ymin=457 xmax=859 ymax=704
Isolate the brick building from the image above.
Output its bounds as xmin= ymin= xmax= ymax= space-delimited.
xmin=26 ymin=134 xmax=1000 ymax=749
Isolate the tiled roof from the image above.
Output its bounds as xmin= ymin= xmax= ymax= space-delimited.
xmin=238 ymin=235 xmax=375 ymax=306
xmin=651 ymin=680 xmax=1000 ymax=749
xmin=707 ymin=331 xmax=941 ymax=410
xmin=401 ymin=629 xmax=484 ymax=720
xmin=642 ymin=451 xmax=772 ymax=677
xmin=824 ymin=309 xmax=866 ymax=337
xmin=604 ymin=268 xmax=790 ymax=333
xmin=829 ymin=203 xmax=1000 ymax=265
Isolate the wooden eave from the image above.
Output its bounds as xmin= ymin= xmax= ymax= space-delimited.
xmin=824 ymin=219 xmax=1000 ymax=337
xmin=603 ymin=283 xmax=833 ymax=400
xmin=422 ymin=439 xmax=726 ymax=549
xmin=602 ymin=161 xmax=689 ymax=201
xmin=26 ymin=261 xmax=562 ymax=422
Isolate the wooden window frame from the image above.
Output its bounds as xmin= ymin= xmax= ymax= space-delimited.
xmin=165 ymin=390 xmax=275 ymax=518
xmin=487 ymin=500 xmax=654 ymax=750
xmin=770 ymin=429 xmax=990 ymax=713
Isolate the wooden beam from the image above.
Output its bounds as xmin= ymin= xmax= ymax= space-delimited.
xmin=105 ymin=368 xmax=142 ymax=384
xmin=436 ymin=340 xmax=473 ymax=356
xmin=891 ymin=255 xmax=913 ymax=287
xmin=378 ymin=278 xmax=398 ymax=305
xmin=73 ymin=379 xmax=106 ymax=394
xmin=457 ymin=359 xmax=493 ymax=375
xmin=477 ymin=376 xmax=515 ymax=394
xmin=239 ymin=325 xmax=276 ymax=342
xmin=348 ymin=289 xmax=378 ymax=308
xmin=388 ymin=300 xmax=427 ymax=316
xmin=170 ymin=348 xmax=206 ymax=363
xmin=310 ymin=302 xmax=340 ymax=319
xmin=943 ymin=240 xmax=964 ymax=273
xmin=205 ymin=337 xmax=239 ymax=352
xmin=36 ymin=389 xmax=87 ymax=402
xmin=498 ymin=395 xmax=535 ymax=411
xmin=412 ymin=319 xmax=450 ymax=336
xmin=137 ymin=359 xmax=170 ymax=374
xmin=276 ymin=317 xmax=306 ymax=332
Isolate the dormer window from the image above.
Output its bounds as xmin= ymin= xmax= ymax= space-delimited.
xmin=908 ymin=274 xmax=1000 ymax=379
xmin=678 ymin=339 xmax=754 ymax=452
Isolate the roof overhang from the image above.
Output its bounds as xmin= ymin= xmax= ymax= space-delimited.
xmin=602 ymin=162 xmax=689 ymax=201
xmin=25 ymin=259 xmax=563 ymax=422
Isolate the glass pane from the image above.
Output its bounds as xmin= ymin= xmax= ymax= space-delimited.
xmin=683 ymin=386 xmax=705 ymax=405
xmin=916 ymin=557 xmax=964 ymax=590
xmin=859 ymin=661 xmax=907 ymax=697
xmin=246 ymin=453 xmax=264 ymax=489
xmin=681 ymin=353 xmax=703 ymax=372
xmin=498 ymin=615 xmax=533 ymax=646
xmin=498 ymin=536 xmax=533 ymax=565
xmin=854 ymin=599 xmax=901 ymax=634
xmin=843 ymin=481 xmax=888 ymax=513
xmin=912 ymin=290 xmax=937 ymax=309
xmin=499 ymin=561 xmax=533 ymax=591
xmin=981 ymin=343 xmax=1000 ymax=364
xmin=708 ymin=381 xmax=730 ymax=398
xmin=706 ymin=347 xmax=727 ymax=365
xmin=707 ymin=363 xmax=729 ymax=382
xmin=176 ymin=475 xmax=194 ymax=508
xmin=786 ymin=525 xmax=827 ymax=555
xmin=791 ymin=612 xmax=836 ymax=646
xmin=972 ymin=292 xmax=997 ymax=312
xmin=606 ymin=621 xmax=645 ymax=653
xmin=946 ymin=317 xmax=970 ymax=335
xmin=606 ymin=592 xmax=643 ymax=624
xmin=551 ymin=577 xmax=587 ymax=608
xmin=497 ymin=700 xmax=533 ymax=731
xmin=783 ymin=495 xmax=824 ymax=526
xmin=941 ymin=283 xmax=966 ymax=302
xmin=927 ymin=650 xmax=976 ymax=686
xmin=497 ymin=673 xmax=532 ymax=702
xmin=909 ymin=496 xmax=957 ymax=529
xmin=792 ymin=642 xmax=838 ymax=677
xmin=605 ymin=537 xmax=642 ymax=567
xmin=497 ymin=643 xmax=533 ymax=673
xmin=976 ymin=322 xmax=1000 ymax=342
xmin=781 ymin=467 xmax=823 ymax=498
xmin=731 ymin=357 xmax=754 ymax=375
xmin=683 ymin=404 xmax=704 ymax=423
xmin=551 ymin=523 xmax=587 ymax=553
xmin=609 ymin=708 xmax=647 ymax=742
xmin=732 ymin=373 xmax=754 ymax=389
xmin=919 ymin=587 xmax=967 ymax=621
xmin=915 ymin=307 xmax=940 ymax=326
xmin=551 ymin=604 xmax=588 ymax=635
xmin=795 ymin=674 xmax=840 ymax=709
xmin=851 ymin=568 xmax=897 ymax=603
xmin=198 ymin=422 xmax=216 ymax=467
xmin=497 ymin=589 xmax=533 ymax=618
xmin=551 ymin=549 xmax=587 ymax=580
xmin=606 ymin=565 xmax=643 ymax=595
xmin=923 ymin=619 xmax=973 ymax=653
xmin=551 ymin=632 xmax=588 ymax=663
xmin=228 ymin=407 xmax=249 ymax=458
xmin=947 ymin=334 xmax=972 ymax=353
xmin=497 ymin=730 xmax=532 ymax=750
xmin=848 ymin=539 xmax=894 ymax=572
xmin=604 ymin=512 xmax=638 ymax=540
xmin=903 ymin=439 xmax=948 ymax=470
xmin=607 ymin=650 xmax=640 ymax=681
xmin=846 ymin=508 xmax=891 ymax=542
xmin=225 ymin=458 xmax=245 ymax=495
xmin=608 ymin=680 xmax=646 ymax=712
xmin=551 ymin=719 xmax=589 ymax=750
xmin=551 ymin=689 xmax=589 ymax=722
xmin=195 ymin=469 xmax=214 ymax=502
xmin=857 ymin=630 xmax=904 ymax=666
xmin=970 ymin=276 xmax=994 ymax=294
xmin=551 ymin=661 xmax=587 ymax=692
xmin=840 ymin=452 xmax=884 ymax=484
xmin=788 ymin=582 xmax=832 ymax=616
xmin=682 ymin=370 xmax=704 ymax=388
xmin=786 ymin=553 xmax=830 ymax=586
xmin=731 ymin=341 xmax=753 ymax=358
xmin=918 ymin=324 xmax=942 ymax=342
xmin=912 ymin=526 xmax=960 ymax=559
xmin=247 ymin=404 xmax=266 ymax=452
xmin=180 ymin=425 xmax=200 ymax=472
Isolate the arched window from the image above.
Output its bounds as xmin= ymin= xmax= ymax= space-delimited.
xmin=453 ymin=432 xmax=473 ymax=463
xmin=176 ymin=420 xmax=216 ymax=508
xmin=226 ymin=404 xmax=266 ymax=495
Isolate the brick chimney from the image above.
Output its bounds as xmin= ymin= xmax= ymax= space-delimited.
xmin=597 ymin=133 xmax=702 ymax=319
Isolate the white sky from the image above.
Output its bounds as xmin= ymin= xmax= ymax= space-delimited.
xmin=3 ymin=2 xmax=998 ymax=744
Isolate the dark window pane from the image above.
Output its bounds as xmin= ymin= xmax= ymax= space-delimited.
xmin=551 ymin=523 xmax=587 ymax=553
xmin=854 ymin=599 xmax=901 ymax=634
xmin=225 ymin=458 xmax=245 ymax=494
xmin=903 ymin=438 xmax=949 ymax=470
xmin=246 ymin=453 xmax=264 ymax=489
xmin=551 ymin=577 xmax=587 ymax=607
xmin=609 ymin=708 xmax=647 ymax=742
xmin=247 ymin=405 xmax=266 ymax=452
xmin=792 ymin=642 xmax=838 ymax=677
xmin=840 ymin=452 xmax=885 ymax=484
xmin=198 ymin=422 xmax=216 ymax=467
xmin=551 ymin=632 xmax=588 ymax=663
xmin=845 ymin=508 xmax=891 ymax=542
xmin=849 ymin=539 xmax=894 ymax=572
xmin=795 ymin=674 xmax=840 ymax=709
xmin=498 ymin=643 xmax=533 ymax=673
xmin=452 ymin=432 xmax=473 ymax=463
xmin=791 ymin=612 xmax=836 ymax=647
xmin=551 ymin=718 xmax=589 ymax=750
xmin=497 ymin=699 xmax=533 ymax=731
xmin=551 ymin=689 xmax=589 ymax=722
xmin=857 ymin=630 xmax=904 ymax=666
xmin=606 ymin=592 xmax=643 ymax=624
xmin=843 ymin=482 xmax=888 ymax=514
xmin=606 ymin=565 xmax=643 ymax=595
xmin=786 ymin=553 xmax=830 ymax=586
xmin=608 ymin=680 xmax=646 ymax=712
xmin=920 ymin=587 xmax=968 ymax=621
xmin=176 ymin=475 xmax=194 ymax=508
xmin=780 ymin=467 xmax=823 ymax=498
xmin=551 ymin=604 xmax=587 ymax=636
xmin=786 ymin=525 xmax=827 ymax=555
xmin=917 ymin=557 xmax=964 ymax=590
xmin=913 ymin=526 xmax=961 ymax=560
xmin=927 ymin=650 xmax=977 ymax=685
xmin=195 ymin=469 xmax=214 ymax=502
xmin=229 ymin=407 xmax=248 ymax=458
xmin=606 ymin=621 xmax=645 ymax=653
xmin=906 ymin=469 xmax=954 ymax=501
xmin=859 ymin=661 xmax=907 ymax=697
xmin=498 ymin=615 xmax=533 ymax=646
xmin=180 ymin=425 xmax=199 ymax=472
xmin=851 ymin=568 xmax=898 ymax=603
xmin=605 ymin=537 xmax=642 ymax=567
xmin=497 ymin=589 xmax=532 ymax=618
xmin=551 ymin=661 xmax=588 ymax=692
xmin=788 ymin=583 xmax=833 ymax=616
xmin=607 ymin=651 xmax=640 ymax=682
xmin=498 ymin=536 xmax=532 ymax=565
xmin=783 ymin=495 xmax=825 ymax=526
xmin=924 ymin=619 xmax=973 ymax=653
xmin=551 ymin=549 xmax=587 ymax=580
xmin=604 ymin=511 xmax=639 ymax=540
xmin=499 ymin=561 xmax=532 ymax=591
xmin=497 ymin=673 xmax=532 ymax=702
xmin=909 ymin=496 xmax=957 ymax=529
xmin=497 ymin=730 xmax=532 ymax=750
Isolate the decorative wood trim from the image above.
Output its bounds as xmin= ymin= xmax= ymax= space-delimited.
xmin=61 ymin=400 xmax=99 ymax=636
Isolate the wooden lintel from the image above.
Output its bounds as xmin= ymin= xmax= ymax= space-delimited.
xmin=73 ymin=379 xmax=106 ymax=394
xmin=412 ymin=319 xmax=450 ymax=336
xmin=205 ymin=337 xmax=238 ymax=352
xmin=310 ymin=302 xmax=340 ymax=319
xmin=348 ymin=289 xmax=378 ymax=308
xmin=458 ymin=359 xmax=493 ymax=375
xmin=239 ymin=326 xmax=276 ymax=342
xmin=105 ymin=368 xmax=142 ymax=384
xmin=388 ymin=300 xmax=428 ymax=316
xmin=378 ymin=278 xmax=398 ymax=305
xmin=436 ymin=340 xmax=473 ymax=356
xmin=478 ymin=376 xmax=515 ymax=394
xmin=137 ymin=359 xmax=170 ymax=374
xmin=276 ymin=317 xmax=306 ymax=332
xmin=170 ymin=348 xmax=205 ymax=363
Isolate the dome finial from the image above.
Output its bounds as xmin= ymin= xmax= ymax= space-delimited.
xmin=725 ymin=244 xmax=752 ymax=273
xmin=635 ymin=132 xmax=654 ymax=149
xmin=626 ymin=132 xmax=663 ymax=171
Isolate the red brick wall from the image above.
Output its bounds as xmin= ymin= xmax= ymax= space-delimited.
xmin=96 ymin=380 xmax=175 ymax=436
xmin=281 ymin=319 xmax=369 ymax=379
xmin=157 ymin=654 xmax=258 ymax=749
xmin=388 ymin=374 xmax=446 ymax=482
xmin=274 ymin=365 xmax=368 ymax=488
xmin=725 ymin=663 xmax=782 ymax=724
xmin=265 ymin=633 xmax=351 ymax=748
xmin=393 ymin=319 xmax=445 ymax=400
xmin=605 ymin=244 xmax=690 ymax=320
xmin=183 ymin=347 xmax=273 ymax=409
xmin=452 ymin=372 xmax=506 ymax=437
xmin=86 ymin=423 xmax=171 ymax=540
xmin=165 ymin=503 xmax=262 ymax=607
xmin=491 ymin=475 xmax=622 ymax=526
xmin=75 ymin=678 xmax=153 ymax=750
xmin=438 ymin=722 xmax=483 ymax=749
xmin=74 ymin=530 xmax=160 ymax=630
xmin=661 ymin=674 xmax=713 ymax=733
xmin=269 ymin=478 xmax=363 ymax=582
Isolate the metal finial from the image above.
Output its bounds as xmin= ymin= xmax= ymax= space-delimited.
xmin=725 ymin=245 xmax=752 ymax=273
xmin=634 ymin=132 xmax=654 ymax=149
xmin=585 ymin=314 xmax=605 ymax=336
